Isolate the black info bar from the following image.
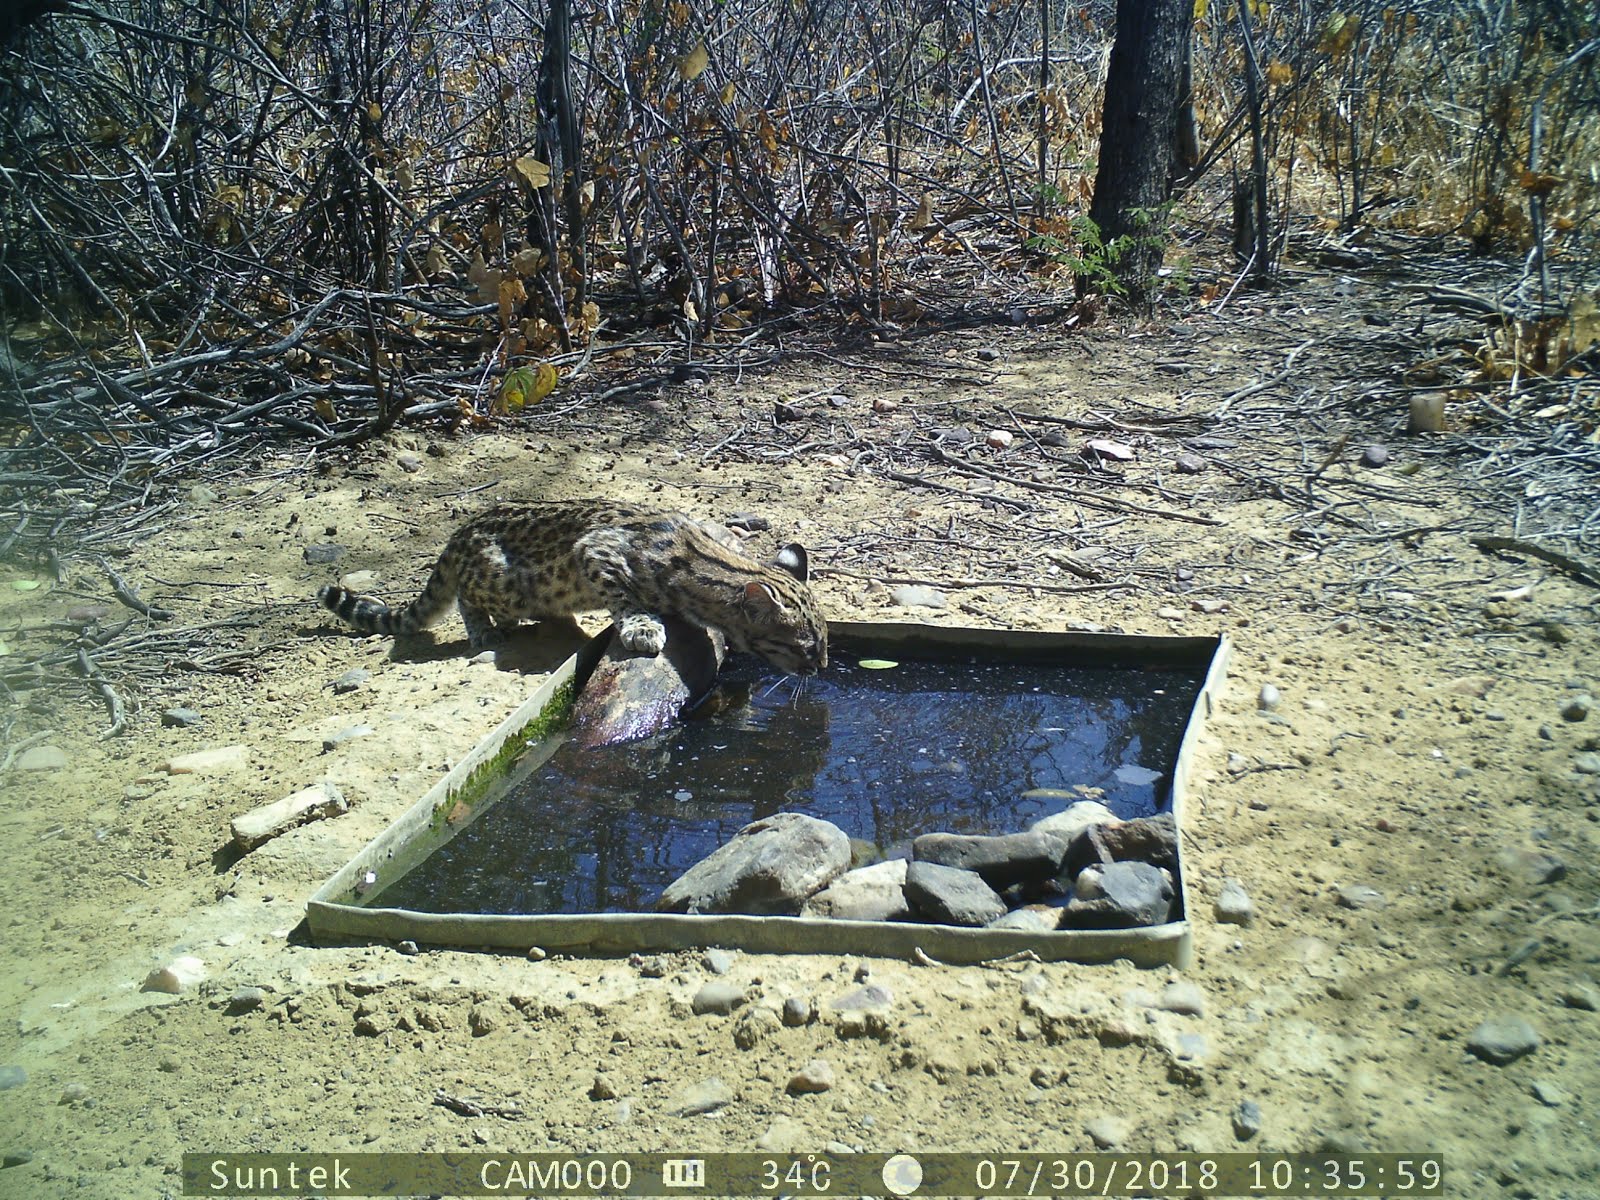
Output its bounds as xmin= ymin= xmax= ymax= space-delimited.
xmin=183 ymin=1151 xmax=1444 ymax=1196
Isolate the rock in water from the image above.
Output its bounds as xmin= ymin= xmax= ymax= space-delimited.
xmin=987 ymin=905 xmax=1062 ymax=932
xmin=657 ymin=813 xmax=851 ymax=915
xmin=903 ymin=861 xmax=1007 ymax=927
xmin=911 ymin=829 xmax=1064 ymax=889
xmin=1029 ymin=801 xmax=1119 ymax=856
xmin=570 ymin=617 xmax=725 ymax=749
xmin=1061 ymin=861 xmax=1175 ymax=928
xmin=1099 ymin=811 xmax=1180 ymax=866
xmin=802 ymin=860 xmax=910 ymax=922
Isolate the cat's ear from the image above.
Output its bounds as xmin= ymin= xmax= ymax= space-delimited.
xmin=743 ymin=580 xmax=790 ymax=613
xmin=773 ymin=543 xmax=809 ymax=583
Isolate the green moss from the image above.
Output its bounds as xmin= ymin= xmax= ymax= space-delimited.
xmin=435 ymin=676 xmax=577 ymax=825
xmin=342 ymin=676 xmax=577 ymax=906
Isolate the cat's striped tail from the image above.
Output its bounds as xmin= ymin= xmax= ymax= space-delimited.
xmin=317 ymin=565 xmax=455 ymax=637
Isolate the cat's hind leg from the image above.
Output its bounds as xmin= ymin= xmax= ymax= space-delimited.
xmin=458 ymin=600 xmax=500 ymax=648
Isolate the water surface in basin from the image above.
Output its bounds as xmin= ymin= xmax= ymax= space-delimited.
xmin=369 ymin=655 xmax=1203 ymax=915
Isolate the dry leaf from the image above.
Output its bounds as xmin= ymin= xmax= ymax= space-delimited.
xmin=1317 ymin=13 xmax=1358 ymax=56
xmin=1518 ymin=170 xmax=1563 ymax=195
xmin=467 ymin=252 xmax=501 ymax=303
xmin=512 ymin=247 xmax=545 ymax=277
xmin=514 ymin=155 xmax=551 ymax=189
xmin=679 ymin=42 xmax=709 ymax=81
xmin=498 ymin=276 xmax=528 ymax=328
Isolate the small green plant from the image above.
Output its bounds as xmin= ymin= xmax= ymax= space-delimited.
xmin=1025 ymin=214 xmax=1134 ymax=295
xmin=1026 ymin=204 xmax=1181 ymax=297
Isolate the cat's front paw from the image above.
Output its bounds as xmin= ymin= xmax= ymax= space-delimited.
xmin=617 ymin=613 xmax=667 ymax=656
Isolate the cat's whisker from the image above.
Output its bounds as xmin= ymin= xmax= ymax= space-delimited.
xmin=759 ymin=675 xmax=791 ymax=701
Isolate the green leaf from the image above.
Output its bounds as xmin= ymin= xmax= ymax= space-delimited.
xmin=857 ymin=658 xmax=899 ymax=670
xmin=12 ymin=580 xmax=41 ymax=592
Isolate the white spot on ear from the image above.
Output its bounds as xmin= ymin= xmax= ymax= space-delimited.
xmin=774 ymin=543 xmax=809 ymax=582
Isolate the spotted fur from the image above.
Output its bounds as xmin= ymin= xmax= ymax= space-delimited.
xmin=316 ymin=499 xmax=827 ymax=675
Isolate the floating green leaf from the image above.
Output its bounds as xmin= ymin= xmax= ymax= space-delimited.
xmin=857 ymin=658 xmax=899 ymax=670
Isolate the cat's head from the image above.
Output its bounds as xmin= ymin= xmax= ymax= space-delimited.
xmin=735 ymin=543 xmax=828 ymax=675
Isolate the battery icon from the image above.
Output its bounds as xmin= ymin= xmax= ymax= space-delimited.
xmin=663 ymin=1159 xmax=707 ymax=1189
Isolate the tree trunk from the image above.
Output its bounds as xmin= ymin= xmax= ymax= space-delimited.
xmin=546 ymin=0 xmax=587 ymax=325
xmin=1085 ymin=0 xmax=1194 ymax=304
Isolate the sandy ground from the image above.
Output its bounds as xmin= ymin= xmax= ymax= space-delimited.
xmin=1 ymin=261 xmax=1597 ymax=1200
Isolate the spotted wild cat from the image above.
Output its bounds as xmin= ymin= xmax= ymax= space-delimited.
xmin=316 ymin=499 xmax=827 ymax=675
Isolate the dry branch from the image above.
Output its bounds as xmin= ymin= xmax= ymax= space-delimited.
xmin=1470 ymin=537 xmax=1600 ymax=589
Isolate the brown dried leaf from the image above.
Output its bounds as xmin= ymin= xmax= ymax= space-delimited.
xmin=512 ymin=247 xmax=545 ymax=277
xmin=498 ymin=277 xmax=527 ymax=328
xmin=467 ymin=252 xmax=501 ymax=303
xmin=679 ymin=42 xmax=709 ymax=82
xmin=514 ymin=155 xmax=551 ymax=190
